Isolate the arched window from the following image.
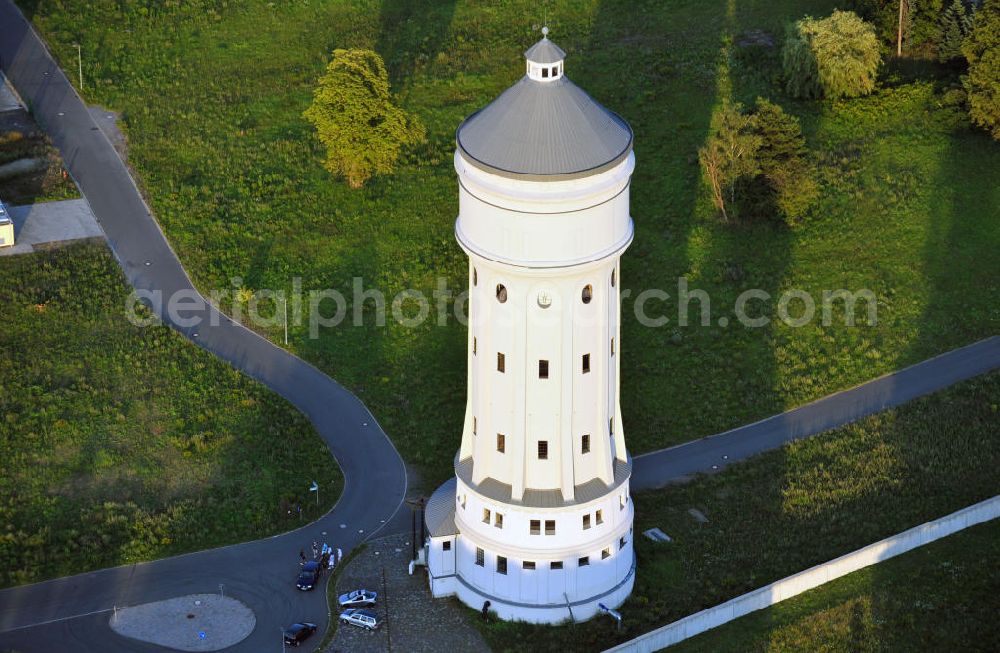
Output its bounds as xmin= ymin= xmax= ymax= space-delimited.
xmin=496 ymin=283 xmax=507 ymax=303
xmin=582 ymin=284 xmax=593 ymax=304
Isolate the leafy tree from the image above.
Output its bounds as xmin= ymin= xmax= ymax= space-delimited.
xmin=963 ymin=0 xmax=1000 ymax=138
xmin=699 ymin=102 xmax=761 ymax=223
xmin=699 ymin=100 xmax=818 ymax=223
xmin=783 ymin=11 xmax=882 ymax=99
xmin=303 ymin=49 xmax=424 ymax=188
xmin=939 ymin=0 xmax=974 ymax=61
xmin=746 ymin=99 xmax=818 ymax=221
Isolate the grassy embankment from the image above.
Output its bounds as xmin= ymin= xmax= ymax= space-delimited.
xmin=477 ymin=371 xmax=1000 ymax=651
xmin=0 ymin=244 xmax=341 ymax=588
xmin=19 ymin=0 xmax=1000 ymax=490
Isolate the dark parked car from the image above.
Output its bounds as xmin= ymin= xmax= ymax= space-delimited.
xmin=296 ymin=561 xmax=321 ymax=591
xmin=338 ymin=588 xmax=377 ymax=608
xmin=283 ymin=622 xmax=317 ymax=647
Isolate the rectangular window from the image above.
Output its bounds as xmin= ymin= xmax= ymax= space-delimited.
xmin=494 ymin=513 xmax=503 ymax=529
xmin=542 ymin=67 xmax=549 ymax=78
xmin=545 ymin=519 xmax=556 ymax=535
xmin=582 ymin=353 xmax=591 ymax=373
xmin=482 ymin=508 xmax=490 ymax=524
xmin=538 ymin=359 xmax=549 ymax=379
xmin=473 ymin=417 xmax=477 ymax=435
xmin=583 ymin=514 xmax=591 ymax=530
xmin=496 ymin=433 xmax=505 ymax=453
xmin=460 ymin=494 xmax=466 ymax=509
xmin=550 ymin=561 xmax=563 ymax=570
xmin=523 ymin=561 xmax=536 ymax=570
xmin=473 ymin=337 xmax=477 ymax=355
xmin=610 ymin=418 xmax=614 ymax=435
xmin=619 ymin=536 xmax=626 ymax=550
xmin=530 ymin=519 xmax=541 ymax=535
xmin=497 ymin=556 xmax=507 ymax=575
xmin=602 ymin=548 xmax=611 ymax=560
xmin=475 ymin=548 xmax=484 ymax=566
xmin=611 ymin=337 xmax=615 ymax=355
xmin=579 ymin=556 xmax=590 ymax=567
xmin=538 ymin=440 xmax=549 ymax=460
xmin=620 ymin=494 xmax=626 ymax=510
xmin=596 ymin=509 xmax=603 ymax=525
xmin=582 ymin=434 xmax=591 ymax=454
xmin=497 ymin=352 xmax=505 ymax=373
xmin=443 ymin=541 xmax=451 ymax=551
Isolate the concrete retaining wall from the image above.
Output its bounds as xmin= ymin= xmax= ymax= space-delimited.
xmin=604 ymin=495 xmax=1000 ymax=653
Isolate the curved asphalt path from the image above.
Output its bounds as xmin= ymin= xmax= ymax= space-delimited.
xmin=1 ymin=2 xmax=999 ymax=650
xmin=0 ymin=3 xmax=407 ymax=651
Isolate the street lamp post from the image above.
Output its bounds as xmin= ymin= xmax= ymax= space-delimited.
xmin=309 ymin=481 xmax=319 ymax=507
xmin=73 ymin=44 xmax=83 ymax=90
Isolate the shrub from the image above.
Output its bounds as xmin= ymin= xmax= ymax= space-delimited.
xmin=962 ymin=0 xmax=1000 ymax=139
xmin=303 ymin=49 xmax=425 ymax=188
xmin=699 ymin=102 xmax=761 ymax=223
xmin=699 ymin=99 xmax=817 ymax=224
xmin=783 ymin=11 xmax=882 ymax=99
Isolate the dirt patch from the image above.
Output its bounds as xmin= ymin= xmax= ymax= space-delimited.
xmin=736 ymin=29 xmax=776 ymax=48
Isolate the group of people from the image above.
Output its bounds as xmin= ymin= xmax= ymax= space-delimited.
xmin=300 ymin=540 xmax=342 ymax=570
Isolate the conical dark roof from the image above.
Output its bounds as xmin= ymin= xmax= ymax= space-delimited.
xmin=456 ymin=39 xmax=632 ymax=181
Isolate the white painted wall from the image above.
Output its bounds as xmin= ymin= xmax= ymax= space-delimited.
xmin=603 ymin=495 xmax=1000 ymax=653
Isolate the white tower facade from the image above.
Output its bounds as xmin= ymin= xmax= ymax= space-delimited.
xmin=425 ymin=32 xmax=636 ymax=624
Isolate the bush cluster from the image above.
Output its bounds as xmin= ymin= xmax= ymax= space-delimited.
xmin=783 ymin=10 xmax=882 ymax=99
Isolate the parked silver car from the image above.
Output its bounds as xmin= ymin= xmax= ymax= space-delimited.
xmin=338 ymin=588 xmax=377 ymax=608
xmin=339 ymin=608 xmax=380 ymax=631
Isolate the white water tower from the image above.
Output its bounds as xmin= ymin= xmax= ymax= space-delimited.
xmin=424 ymin=29 xmax=636 ymax=624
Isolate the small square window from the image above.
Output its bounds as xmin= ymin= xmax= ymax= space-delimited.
xmin=583 ymin=514 xmax=591 ymax=530
xmin=476 ymin=548 xmax=484 ymax=566
xmin=497 ymin=556 xmax=507 ymax=575
xmin=443 ymin=540 xmax=451 ymax=551
xmin=482 ymin=508 xmax=490 ymax=524
xmin=539 ymin=359 xmax=549 ymax=379
xmin=596 ymin=509 xmax=603 ymax=525
xmin=550 ymin=561 xmax=563 ymax=570
xmin=538 ymin=441 xmax=548 ymax=460
xmin=582 ymin=434 xmax=591 ymax=454
xmin=545 ymin=519 xmax=556 ymax=535
xmin=494 ymin=513 xmax=503 ymax=529
xmin=496 ymin=433 xmax=505 ymax=453
xmin=523 ymin=561 xmax=536 ymax=570
xmin=582 ymin=353 xmax=590 ymax=374
xmin=578 ymin=556 xmax=590 ymax=567
xmin=497 ymin=352 xmax=505 ymax=373
xmin=602 ymin=548 xmax=611 ymax=560
xmin=530 ymin=519 xmax=541 ymax=535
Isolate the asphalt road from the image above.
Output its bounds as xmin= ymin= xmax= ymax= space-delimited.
xmin=2 ymin=2 xmax=999 ymax=651
xmin=0 ymin=3 xmax=407 ymax=651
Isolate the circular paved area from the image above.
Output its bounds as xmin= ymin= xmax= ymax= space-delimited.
xmin=109 ymin=593 xmax=255 ymax=651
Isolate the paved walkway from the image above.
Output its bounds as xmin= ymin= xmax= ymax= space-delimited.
xmin=0 ymin=4 xmax=407 ymax=652
xmin=631 ymin=337 xmax=1000 ymax=489
xmin=0 ymin=197 xmax=104 ymax=255
xmin=109 ymin=594 xmax=255 ymax=652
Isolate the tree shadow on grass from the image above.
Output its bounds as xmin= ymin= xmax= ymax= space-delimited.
xmin=374 ymin=0 xmax=458 ymax=88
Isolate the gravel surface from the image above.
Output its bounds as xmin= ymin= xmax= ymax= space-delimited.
xmin=327 ymin=533 xmax=489 ymax=653
xmin=109 ymin=593 xmax=255 ymax=652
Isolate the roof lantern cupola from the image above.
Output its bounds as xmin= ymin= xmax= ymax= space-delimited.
xmin=525 ymin=26 xmax=565 ymax=81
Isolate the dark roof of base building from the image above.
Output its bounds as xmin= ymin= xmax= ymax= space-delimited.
xmin=455 ymin=38 xmax=632 ymax=181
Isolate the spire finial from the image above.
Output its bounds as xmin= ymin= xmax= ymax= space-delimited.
xmin=541 ymin=25 xmax=549 ymax=38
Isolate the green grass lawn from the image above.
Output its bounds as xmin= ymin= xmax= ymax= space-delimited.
xmin=666 ymin=517 xmax=1000 ymax=652
xmin=18 ymin=0 xmax=1000 ymax=491
xmin=0 ymin=244 xmax=341 ymax=588
xmin=476 ymin=371 xmax=1000 ymax=651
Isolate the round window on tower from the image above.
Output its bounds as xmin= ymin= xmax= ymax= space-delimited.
xmin=496 ymin=283 xmax=508 ymax=303
xmin=582 ymin=284 xmax=593 ymax=304
xmin=537 ymin=290 xmax=552 ymax=309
